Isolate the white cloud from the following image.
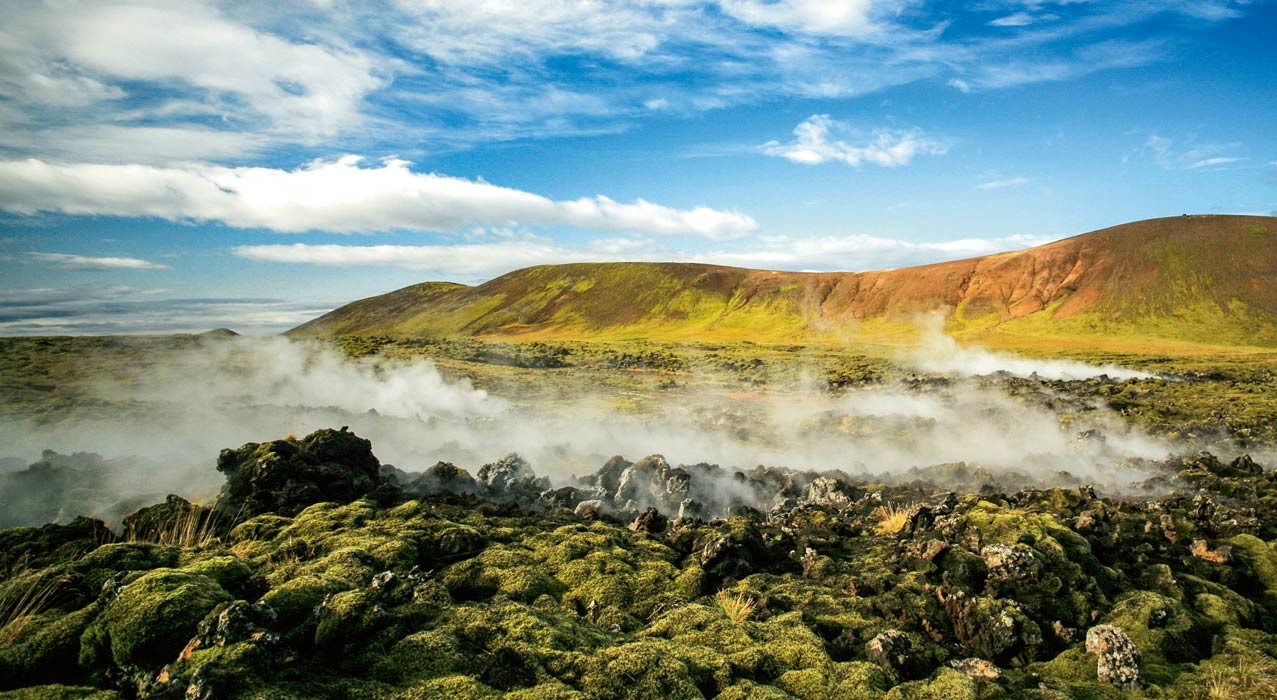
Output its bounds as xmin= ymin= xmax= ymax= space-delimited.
xmin=232 ymin=231 xmax=1053 ymax=277
xmin=26 ymin=252 xmax=169 ymax=271
xmin=0 ymin=285 xmax=328 ymax=335
xmin=987 ymin=12 xmax=1058 ymax=27
xmin=0 ymin=156 xmax=756 ymax=240
xmin=760 ymin=114 xmax=947 ymax=167
xmin=947 ymin=78 xmax=971 ymax=92
xmin=0 ymin=0 xmax=383 ymax=162
xmin=717 ymin=0 xmax=881 ymax=36
xmin=1190 ymin=156 xmax=1246 ymax=169
xmin=976 ymin=176 xmax=1031 ymax=190
xmin=1143 ymin=133 xmax=1246 ymax=171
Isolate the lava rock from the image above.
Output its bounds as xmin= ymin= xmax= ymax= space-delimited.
xmin=1085 ymin=624 xmax=1140 ymax=690
xmin=216 ymin=428 xmax=384 ymax=517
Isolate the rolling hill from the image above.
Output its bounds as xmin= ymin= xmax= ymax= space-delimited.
xmin=288 ymin=215 xmax=1277 ymax=350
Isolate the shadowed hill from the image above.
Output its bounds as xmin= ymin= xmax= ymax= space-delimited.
xmin=288 ymin=215 xmax=1277 ymax=350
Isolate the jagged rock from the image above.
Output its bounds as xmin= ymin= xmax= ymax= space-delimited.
xmin=947 ymin=657 xmax=1002 ymax=682
xmin=476 ymin=454 xmax=548 ymax=500
xmin=942 ymin=590 xmax=1043 ymax=665
xmin=1085 ymin=624 xmax=1140 ymax=690
xmin=574 ymin=499 xmax=607 ymax=520
xmin=981 ymin=543 xmax=1040 ymax=589
xmin=803 ymin=476 xmax=854 ymax=509
xmin=678 ymin=499 xmax=704 ymax=520
xmin=866 ymin=630 xmax=922 ymax=678
xmin=411 ymin=461 xmax=480 ymax=496
xmin=698 ymin=520 xmax=767 ymax=586
xmin=216 ymin=428 xmax=383 ymax=517
xmin=628 ymin=508 xmax=668 ymax=533
xmin=539 ymin=486 xmax=585 ymax=510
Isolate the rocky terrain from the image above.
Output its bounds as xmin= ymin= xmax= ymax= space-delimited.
xmin=3 ymin=428 xmax=1277 ymax=699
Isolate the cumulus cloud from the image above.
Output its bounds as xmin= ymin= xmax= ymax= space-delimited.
xmin=0 ymin=157 xmax=756 ymax=240
xmin=760 ymin=115 xmax=948 ymax=167
xmin=26 ymin=252 xmax=168 ymax=271
xmin=976 ymin=176 xmax=1031 ymax=190
xmin=1 ymin=0 xmax=381 ymax=136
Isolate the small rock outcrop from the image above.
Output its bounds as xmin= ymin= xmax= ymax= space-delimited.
xmin=1085 ymin=624 xmax=1140 ymax=690
xmin=216 ymin=428 xmax=386 ymax=517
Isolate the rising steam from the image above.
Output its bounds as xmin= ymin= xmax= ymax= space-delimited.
xmin=0 ymin=333 xmax=1221 ymax=526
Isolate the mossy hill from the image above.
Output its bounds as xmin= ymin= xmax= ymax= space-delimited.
xmin=4 ymin=428 xmax=1277 ymax=699
xmin=288 ymin=215 xmax=1277 ymax=352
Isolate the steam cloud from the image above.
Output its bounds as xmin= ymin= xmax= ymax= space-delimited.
xmin=904 ymin=315 xmax=1155 ymax=380
xmin=0 ymin=334 xmax=1214 ymax=526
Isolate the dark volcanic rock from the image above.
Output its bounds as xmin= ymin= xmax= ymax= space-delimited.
xmin=216 ymin=428 xmax=384 ymax=517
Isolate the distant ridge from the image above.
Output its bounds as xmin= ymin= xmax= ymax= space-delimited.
xmin=288 ymin=215 xmax=1277 ymax=350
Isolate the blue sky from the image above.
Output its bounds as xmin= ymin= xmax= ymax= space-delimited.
xmin=0 ymin=0 xmax=1273 ymax=334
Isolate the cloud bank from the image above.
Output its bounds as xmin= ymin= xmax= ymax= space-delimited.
xmin=0 ymin=156 xmax=756 ymax=239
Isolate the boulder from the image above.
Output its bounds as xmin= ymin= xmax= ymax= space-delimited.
xmin=216 ymin=428 xmax=384 ymax=517
xmin=1085 ymin=624 xmax=1140 ymax=690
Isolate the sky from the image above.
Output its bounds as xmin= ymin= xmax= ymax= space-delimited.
xmin=0 ymin=0 xmax=1274 ymax=335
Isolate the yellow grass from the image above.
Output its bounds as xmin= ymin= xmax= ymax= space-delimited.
xmin=872 ymin=502 xmax=915 ymax=536
xmin=0 ymin=570 xmax=70 ymax=647
xmin=715 ymin=590 xmax=756 ymax=624
xmin=125 ymin=500 xmax=225 ymax=549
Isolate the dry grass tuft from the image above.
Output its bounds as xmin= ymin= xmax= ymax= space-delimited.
xmin=1193 ymin=651 xmax=1277 ymax=699
xmin=872 ymin=501 xmax=915 ymax=536
xmin=127 ymin=501 xmax=225 ymax=549
xmin=716 ymin=590 xmax=756 ymax=624
xmin=0 ymin=570 xmax=70 ymax=647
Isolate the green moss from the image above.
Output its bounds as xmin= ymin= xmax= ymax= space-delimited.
xmin=884 ymin=668 xmax=976 ymax=700
xmin=578 ymin=640 xmax=715 ymax=700
xmin=259 ymin=574 xmax=334 ymax=629
xmin=179 ymin=554 xmax=253 ymax=591
xmin=79 ymin=568 xmax=231 ymax=669
xmin=503 ymin=681 xmax=589 ymax=700
xmin=0 ymin=686 xmax=120 ymax=700
xmin=1102 ymin=591 xmax=1208 ymax=679
xmin=314 ymin=588 xmax=392 ymax=654
xmin=712 ymin=681 xmax=793 ymax=700
xmin=390 ymin=675 xmax=501 ymax=699
xmin=0 ymin=605 xmax=99 ymax=688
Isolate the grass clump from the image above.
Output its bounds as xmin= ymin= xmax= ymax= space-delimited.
xmin=872 ymin=502 xmax=915 ymax=536
xmin=0 ymin=571 xmax=70 ymax=648
xmin=715 ymin=590 xmax=756 ymax=624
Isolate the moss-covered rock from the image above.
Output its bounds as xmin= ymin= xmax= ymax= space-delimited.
xmin=79 ymin=568 xmax=231 ymax=670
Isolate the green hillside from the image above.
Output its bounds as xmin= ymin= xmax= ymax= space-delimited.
xmin=288 ymin=215 xmax=1277 ymax=352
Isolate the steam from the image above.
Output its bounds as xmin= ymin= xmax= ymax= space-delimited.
xmin=0 ymin=332 xmax=1202 ymax=529
xmin=904 ymin=315 xmax=1155 ymax=380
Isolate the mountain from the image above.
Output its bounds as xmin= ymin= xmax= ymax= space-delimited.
xmin=288 ymin=215 xmax=1277 ymax=350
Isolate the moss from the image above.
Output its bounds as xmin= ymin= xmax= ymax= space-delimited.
xmin=884 ymin=668 xmax=976 ymax=700
xmin=1026 ymin=647 xmax=1128 ymax=698
xmin=712 ymin=681 xmax=793 ymax=700
xmin=179 ymin=554 xmax=253 ymax=591
xmin=390 ymin=675 xmax=502 ymax=699
xmin=0 ymin=605 xmax=99 ymax=688
xmin=578 ymin=640 xmax=715 ymax=700
xmin=1101 ymin=590 xmax=1208 ymax=682
xmin=313 ymin=588 xmax=393 ymax=654
xmin=774 ymin=668 xmax=827 ymax=699
xmin=371 ymin=629 xmax=472 ymax=685
xmin=259 ymin=575 xmax=334 ymax=629
xmin=0 ymin=687 xmax=120 ymax=700
xmin=79 ymin=568 xmax=231 ymax=669
xmin=503 ymin=681 xmax=589 ymax=700
xmin=71 ymin=543 xmax=179 ymax=590
xmin=1229 ymin=534 xmax=1277 ymax=604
